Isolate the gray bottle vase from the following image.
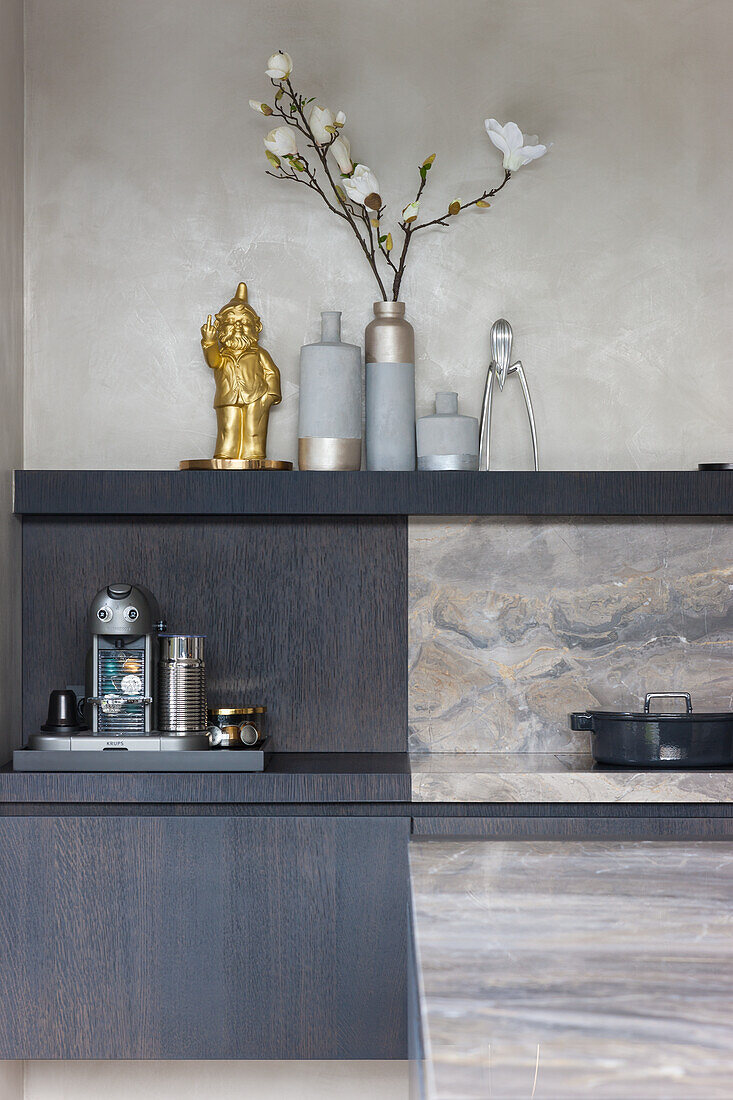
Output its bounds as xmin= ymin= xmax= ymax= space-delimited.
xmin=298 ymin=311 xmax=362 ymax=471
xmin=365 ymin=301 xmax=416 ymax=471
xmin=417 ymin=392 xmax=479 ymax=470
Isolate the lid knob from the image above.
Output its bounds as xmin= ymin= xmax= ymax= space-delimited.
xmin=107 ymin=584 xmax=132 ymax=599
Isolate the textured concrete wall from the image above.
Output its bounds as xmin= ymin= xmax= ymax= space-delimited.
xmin=0 ymin=0 xmax=24 ymax=763
xmin=24 ymin=0 xmax=733 ymax=470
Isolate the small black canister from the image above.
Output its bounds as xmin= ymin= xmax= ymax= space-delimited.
xmin=208 ymin=706 xmax=267 ymax=749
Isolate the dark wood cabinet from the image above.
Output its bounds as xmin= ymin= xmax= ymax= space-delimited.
xmin=7 ymin=470 xmax=731 ymax=1062
xmin=0 ymin=813 xmax=408 ymax=1059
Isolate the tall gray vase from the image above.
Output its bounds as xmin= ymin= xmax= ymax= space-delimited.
xmin=365 ymin=301 xmax=416 ymax=471
xmin=298 ymin=311 xmax=362 ymax=471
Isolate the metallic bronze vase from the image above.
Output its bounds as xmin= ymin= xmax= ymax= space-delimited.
xmin=365 ymin=302 xmax=416 ymax=471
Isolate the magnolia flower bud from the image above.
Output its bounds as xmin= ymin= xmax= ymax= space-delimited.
xmin=484 ymin=119 xmax=549 ymax=171
xmin=402 ymin=201 xmax=419 ymax=224
xmin=264 ymin=126 xmax=298 ymax=158
xmin=342 ymin=164 xmax=382 ymax=208
xmin=266 ymin=51 xmax=293 ymax=80
xmin=335 ymin=110 xmax=346 ymax=126
xmin=249 ymin=100 xmax=273 ymax=116
xmin=331 ymin=135 xmax=353 ymax=175
xmin=309 ymin=105 xmax=335 ymax=145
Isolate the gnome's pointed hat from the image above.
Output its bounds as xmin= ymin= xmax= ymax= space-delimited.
xmin=216 ymin=282 xmax=262 ymax=330
xmin=228 ymin=282 xmax=248 ymax=307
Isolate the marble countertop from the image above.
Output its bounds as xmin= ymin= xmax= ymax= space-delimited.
xmin=410 ymin=839 xmax=733 ymax=1099
xmin=410 ymin=753 xmax=733 ymax=802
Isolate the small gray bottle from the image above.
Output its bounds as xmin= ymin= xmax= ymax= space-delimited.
xmin=298 ymin=311 xmax=362 ymax=470
xmin=417 ymin=392 xmax=479 ymax=470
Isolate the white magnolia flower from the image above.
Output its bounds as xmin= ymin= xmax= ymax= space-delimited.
xmin=266 ymin=51 xmax=293 ymax=80
xmin=309 ymin=105 xmax=336 ymax=145
xmin=331 ymin=135 xmax=353 ymax=175
xmin=335 ymin=110 xmax=346 ymax=126
xmin=249 ymin=99 xmax=272 ymax=116
xmin=484 ymin=119 xmax=548 ymax=171
xmin=402 ymin=201 xmax=419 ymax=224
xmin=264 ymin=126 xmax=298 ymax=158
xmin=342 ymin=164 xmax=381 ymax=207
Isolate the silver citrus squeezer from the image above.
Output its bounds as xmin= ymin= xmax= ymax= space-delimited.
xmin=479 ymin=318 xmax=539 ymax=471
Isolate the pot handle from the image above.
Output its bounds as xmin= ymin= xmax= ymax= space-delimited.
xmin=570 ymin=713 xmax=594 ymax=731
xmin=644 ymin=692 xmax=692 ymax=714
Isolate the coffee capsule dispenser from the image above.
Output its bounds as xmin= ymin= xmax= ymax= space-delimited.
xmin=85 ymin=584 xmax=165 ymax=734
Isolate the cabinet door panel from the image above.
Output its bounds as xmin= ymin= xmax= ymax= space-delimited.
xmin=0 ymin=815 xmax=408 ymax=1059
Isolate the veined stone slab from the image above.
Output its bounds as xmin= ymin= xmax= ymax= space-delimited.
xmin=409 ymin=517 xmax=733 ymax=753
xmin=410 ymin=839 xmax=733 ymax=1098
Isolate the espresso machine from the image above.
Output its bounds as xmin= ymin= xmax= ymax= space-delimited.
xmin=86 ymin=583 xmax=162 ymax=734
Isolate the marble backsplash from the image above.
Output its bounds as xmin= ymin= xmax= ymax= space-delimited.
xmin=408 ymin=518 xmax=733 ymax=753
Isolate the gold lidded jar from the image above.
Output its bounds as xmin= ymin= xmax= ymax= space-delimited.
xmin=364 ymin=302 xmax=416 ymax=470
xmin=208 ymin=705 xmax=267 ymax=749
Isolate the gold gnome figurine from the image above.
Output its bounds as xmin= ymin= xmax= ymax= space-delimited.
xmin=180 ymin=282 xmax=292 ymax=470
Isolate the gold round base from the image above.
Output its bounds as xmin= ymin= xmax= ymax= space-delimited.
xmin=179 ymin=458 xmax=294 ymax=471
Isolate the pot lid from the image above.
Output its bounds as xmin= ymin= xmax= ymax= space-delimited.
xmin=577 ymin=692 xmax=733 ymax=721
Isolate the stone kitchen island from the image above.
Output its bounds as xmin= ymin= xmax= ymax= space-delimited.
xmin=409 ymin=839 xmax=733 ymax=1098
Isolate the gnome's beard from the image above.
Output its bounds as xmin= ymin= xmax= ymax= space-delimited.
xmin=223 ymin=334 xmax=253 ymax=353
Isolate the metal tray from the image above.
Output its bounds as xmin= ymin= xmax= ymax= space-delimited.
xmin=13 ymin=747 xmax=271 ymax=772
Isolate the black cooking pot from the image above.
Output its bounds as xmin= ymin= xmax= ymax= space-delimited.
xmin=571 ymin=693 xmax=733 ymax=767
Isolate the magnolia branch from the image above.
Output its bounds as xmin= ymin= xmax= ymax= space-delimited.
xmin=257 ymin=62 xmax=542 ymax=301
xmin=411 ymin=169 xmax=511 ymax=233
xmin=263 ymin=79 xmax=388 ymax=297
xmin=281 ymin=78 xmax=389 ymax=299
xmin=389 ymin=168 xmax=512 ymax=299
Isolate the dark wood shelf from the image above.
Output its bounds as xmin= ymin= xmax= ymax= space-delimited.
xmin=14 ymin=469 xmax=733 ymax=516
xmin=0 ymin=752 xmax=411 ymax=804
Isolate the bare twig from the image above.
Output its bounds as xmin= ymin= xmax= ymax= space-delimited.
xmin=390 ymin=169 xmax=512 ymax=299
xmin=265 ymin=163 xmax=348 ymax=223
